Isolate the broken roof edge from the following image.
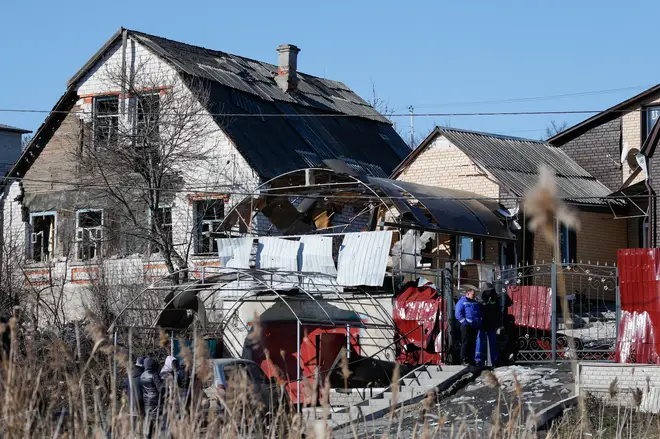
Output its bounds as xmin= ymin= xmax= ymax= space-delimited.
xmin=549 ymin=84 xmax=660 ymax=146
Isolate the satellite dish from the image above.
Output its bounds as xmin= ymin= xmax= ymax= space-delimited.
xmin=626 ymin=148 xmax=641 ymax=171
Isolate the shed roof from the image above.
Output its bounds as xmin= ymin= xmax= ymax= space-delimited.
xmin=393 ymin=127 xmax=613 ymax=205
xmin=0 ymin=124 xmax=31 ymax=134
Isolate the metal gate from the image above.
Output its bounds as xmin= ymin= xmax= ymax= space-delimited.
xmin=498 ymin=262 xmax=618 ymax=363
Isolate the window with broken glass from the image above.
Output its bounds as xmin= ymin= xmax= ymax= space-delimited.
xmin=93 ymin=96 xmax=119 ymax=147
xmin=194 ymin=199 xmax=225 ymax=254
xmin=153 ymin=206 xmax=173 ymax=250
xmin=135 ymin=93 xmax=160 ymax=145
xmin=76 ymin=210 xmax=103 ymax=260
xmin=30 ymin=212 xmax=56 ymax=262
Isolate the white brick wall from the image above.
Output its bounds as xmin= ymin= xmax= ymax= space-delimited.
xmin=577 ymin=363 xmax=660 ymax=411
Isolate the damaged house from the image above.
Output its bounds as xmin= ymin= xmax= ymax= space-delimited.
xmin=0 ymin=28 xmax=409 ymax=323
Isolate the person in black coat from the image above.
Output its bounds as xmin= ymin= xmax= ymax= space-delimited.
xmin=140 ymin=357 xmax=163 ymax=435
xmin=476 ymin=283 xmax=501 ymax=366
xmin=123 ymin=356 xmax=145 ymax=417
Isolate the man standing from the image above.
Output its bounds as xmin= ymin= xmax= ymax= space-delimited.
xmin=476 ymin=283 xmax=500 ymax=367
xmin=124 ymin=356 xmax=145 ymax=418
xmin=455 ymin=285 xmax=482 ymax=366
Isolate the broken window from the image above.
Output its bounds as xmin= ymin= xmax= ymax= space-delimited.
xmin=94 ymin=96 xmax=119 ymax=147
xmin=151 ymin=206 xmax=173 ymax=252
xmin=195 ymin=199 xmax=225 ymax=254
xmin=559 ymin=225 xmax=577 ymax=263
xmin=76 ymin=210 xmax=103 ymax=260
xmin=30 ymin=213 xmax=56 ymax=262
xmin=459 ymin=236 xmax=484 ymax=261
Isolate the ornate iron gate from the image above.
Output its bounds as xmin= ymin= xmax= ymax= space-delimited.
xmin=497 ymin=263 xmax=618 ymax=363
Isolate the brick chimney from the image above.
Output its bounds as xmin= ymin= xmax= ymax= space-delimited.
xmin=275 ymin=44 xmax=300 ymax=93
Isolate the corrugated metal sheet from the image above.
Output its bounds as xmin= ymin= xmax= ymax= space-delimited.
xmin=507 ymin=286 xmax=552 ymax=331
xmin=616 ymin=248 xmax=660 ymax=364
xmin=337 ymin=231 xmax=393 ymax=286
xmin=298 ymin=235 xmax=339 ymax=292
xmin=256 ymin=237 xmax=300 ymax=271
xmin=216 ymin=237 xmax=253 ymax=269
xmin=439 ymin=128 xmax=613 ymax=205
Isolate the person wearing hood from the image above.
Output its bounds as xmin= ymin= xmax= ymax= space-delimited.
xmin=160 ymin=355 xmax=176 ymax=380
xmin=140 ymin=357 xmax=163 ymax=435
xmin=455 ymin=284 xmax=482 ymax=366
xmin=476 ymin=283 xmax=500 ymax=367
xmin=123 ymin=356 xmax=145 ymax=417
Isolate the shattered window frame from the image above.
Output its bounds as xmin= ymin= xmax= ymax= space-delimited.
xmin=29 ymin=211 xmax=57 ymax=262
xmin=194 ymin=198 xmax=226 ymax=255
xmin=76 ymin=209 xmax=103 ymax=261
xmin=150 ymin=205 xmax=173 ymax=252
xmin=93 ymin=95 xmax=119 ymax=148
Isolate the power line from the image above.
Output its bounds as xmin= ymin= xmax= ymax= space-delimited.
xmin=411 ymin=85 xmax=654 ymax=109
xmin=0 ymin=107 xmax=657 ymax=118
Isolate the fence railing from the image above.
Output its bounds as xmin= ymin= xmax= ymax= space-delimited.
xmin=498 ymin=262 xmax=618 ymax=363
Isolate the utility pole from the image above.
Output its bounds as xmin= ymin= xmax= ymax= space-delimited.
xmin=409 ymin=105 xmax=415 ymax=148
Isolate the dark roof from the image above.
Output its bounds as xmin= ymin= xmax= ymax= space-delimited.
xmin=30 ymin=28 xmax=407 ymax=180
xmin=549 ymin=84 xmax=660 ymax=146
xmin=393 ymin=127 xmax=613 ymax=205
xmin=0 ymin=124 xmax=31 ymax=134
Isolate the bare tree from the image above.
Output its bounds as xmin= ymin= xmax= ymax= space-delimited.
xmin=545 ymin=120 xmax=569 ymax=139
xmin=75 ymin=61 xmax=222 ymax=284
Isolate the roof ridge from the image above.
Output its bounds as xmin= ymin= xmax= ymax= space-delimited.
xmin=438 ymin=126 xmax=550 ymax=144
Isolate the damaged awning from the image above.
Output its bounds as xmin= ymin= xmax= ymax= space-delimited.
xmin=221 ymin=167 xmax=516 ymax=240
xmin=365 ymin=177 xmax=514 ymax=240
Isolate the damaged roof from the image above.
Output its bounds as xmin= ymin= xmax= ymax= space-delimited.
xmin=393 ymin=127 xmax=613 ymax=205
xmin=55 ymin=28 xmax=410 ymax=179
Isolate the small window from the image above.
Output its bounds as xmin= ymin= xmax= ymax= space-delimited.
xmin=195 ymin=199 xmax=225 ymax=254
xmin=645 ymin=106 xmax=660 ymax=140
xmin=94 ymin=96 xmax=119 ymax=147
xmin=154 ymin=206 xmax=173 ymax=248
xmin=76 ymin=210 xmax=103 ymax=260
xmin=460 ymin=236 xmax=484 ymax=261
xmin=559 ymin=225 xmax=577 ymax=263
xmin=30 ymin=213 xmax=56 ymax=262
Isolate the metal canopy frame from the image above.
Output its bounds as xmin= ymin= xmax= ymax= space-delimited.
xmin=221 ymin=168 xmax=516 ymax=241
xmin=112 ymin=264 xmax=397 ymax=408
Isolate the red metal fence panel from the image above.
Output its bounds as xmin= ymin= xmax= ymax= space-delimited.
xmin=507 ymin=285 xmax=552 ymax=331
xmin=616 ymin=248 xmax=660 ymax=364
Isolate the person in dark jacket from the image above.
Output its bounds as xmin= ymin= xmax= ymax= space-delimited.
xmin=123 ymin=356 xmax=145 ymax=417
xmin=476 ymin=283 xmax=500 ymax=367
xmin=140 ymin=357 xmax=163 ymax=436
xmin=455 ymin=285 xmax=482 ymax=366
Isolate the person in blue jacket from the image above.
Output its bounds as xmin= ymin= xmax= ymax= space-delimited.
xmin=455 ymin=284 xmax=482 ymax=366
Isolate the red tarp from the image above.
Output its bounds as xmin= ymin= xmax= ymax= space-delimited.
xmin=507 ymin=285 xmax=552 ymax=331
xmin=616 ymin=248 xmax=660 ymax=364
xmin=393 ymin=280 xmax=446 ymax=365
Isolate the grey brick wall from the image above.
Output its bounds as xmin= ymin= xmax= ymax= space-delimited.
xmin=557 ymin=119 xmax=622 ymax=192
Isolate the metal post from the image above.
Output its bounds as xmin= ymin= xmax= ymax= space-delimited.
xmin=551 ymin=259 xmax=558 ymax=362
xmin=615 ymin=267 xmax=621 ymax=344
xmin=346 ymin=324 xmax=351 ymax=360
xmin=296 ymin=322 xmax=301 ymax=411
xmin=420 ymin=324 xmax=424 ymax=365
xmin=171 ymin=331 xmax=174 ymax=357
xmin=456 ymin=236 xmax=462 ymax=292
xmin=113 ymin=331 xmax=118 ymax=398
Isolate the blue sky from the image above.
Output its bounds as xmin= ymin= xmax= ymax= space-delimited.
xmin=2 ymin=0 xmax=659 ymax=143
